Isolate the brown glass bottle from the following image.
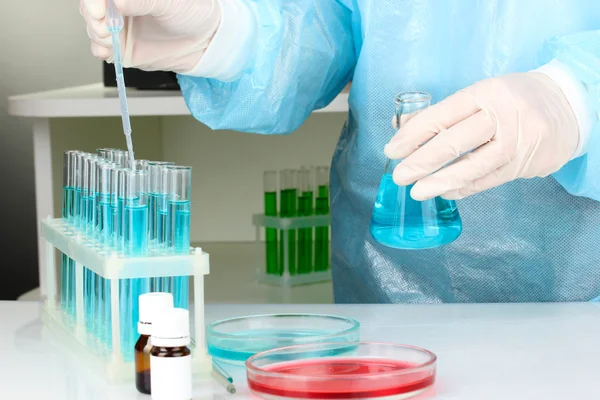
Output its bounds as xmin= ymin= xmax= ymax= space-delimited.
xmin=135 ymin=334 xmax=153 ymax=394
xmin=135 ymin=292 xmax=174 ymax=395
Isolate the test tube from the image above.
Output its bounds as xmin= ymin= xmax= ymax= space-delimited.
xmin=87 ymin=157 xmax=99 ymax=238
xmin=166 ymin=166 xmax=192 ymax=309
xmin=61 ymin=151 xmax=77 ymax=313
xmin=147 ymin=162 xmax=174 ymax=291
xmin=124 ymin=169 xmax=149 ymax=255
xmin=97 ymin=148 xmax=117 ymax=160
xmin=297 ymin=167 xmax=314 ymax=274
xmin=263 ymin=171 xmax=279 ymax=275
xmin=80 ymin=155 xmax=97 ymax=336
xmin=113 ymin=150 xmax=127 ymax=167
xmin=79 ymin=155 xmax=91 ymax=231
xmin=96 ymin=162 xmax=114 ymax=344
xmin=279 ymin=170 xmax=297 ymax=276
xmin=68 ymin=152 xmax=84 ymax=318
xmin=148 ymin=162 xmax=174 ymax=245
xmin=122 ymin=169 xmax=150 ymax=360
xmin=315 ymin=166 xmax=330 ymax=272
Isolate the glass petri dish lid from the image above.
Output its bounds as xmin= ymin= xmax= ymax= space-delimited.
xmin=206 ymin=314 xmax=360 ymax=365
xmin=247 ymin=342 xmax=437 ymax=400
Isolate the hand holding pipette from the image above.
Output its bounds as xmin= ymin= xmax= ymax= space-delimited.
xmin=82 ymin=0 xmax=222 ymax=73
xmin=105 ymin=0 xmax=136 ymax=169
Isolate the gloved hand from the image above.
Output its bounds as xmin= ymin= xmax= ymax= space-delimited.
xmin=80 ymin=0 xmax=221 ymax=73
xmin=384 ymin=72 xmax=581 ymax=201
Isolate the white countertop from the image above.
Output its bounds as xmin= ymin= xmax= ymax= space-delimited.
xmin=3 ymin=301 xmax=600 ymax=399
xmin=7 ymin=83 xmax=350 ymax=118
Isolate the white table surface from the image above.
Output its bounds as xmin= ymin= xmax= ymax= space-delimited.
xmin=3 ymin=301 xmax=600 ymax=400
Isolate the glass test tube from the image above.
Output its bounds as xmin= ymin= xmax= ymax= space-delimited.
xmin=67 ymin=152 xmax=84 ymax=319
xmin=148 ymin=162 xmax=174 ymax=291
xmin=97 ymin=162 xmax=114 ymax=345
xmin=61 ymin=151 xmax=76 ymax=313
xmin=264 ymin=171 xmax=279 ymax=275
xmin=166 ymin=166 xmax=192 ymax=309
xmin=113 ymin=150 xmax=127 ymax=167
xmin=315 ymin=166 xmax=330 ymax=272
xmin=279 ymin=170 xmax=297 ymax=276
xmin=121 ymin=169 xmax=150 ymax=360
xmin=297 ymin=167 xmax=314 ymax=275
xmin=85 ymin=156 xmax=102 ymax=337
xmin=97 ymin=148 xmax=116 ymax=160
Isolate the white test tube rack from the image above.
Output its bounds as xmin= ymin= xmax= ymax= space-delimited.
xmin=252 ymin=214 xmax=332 ymax=286
xmin=40 ymin=217 xmax=212 ymax=383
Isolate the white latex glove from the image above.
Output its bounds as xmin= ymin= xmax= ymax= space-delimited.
xmin=80 ymin=0 xmax=221 ymax=73
xmin=384 ymin=72 xmax=581 ymax=201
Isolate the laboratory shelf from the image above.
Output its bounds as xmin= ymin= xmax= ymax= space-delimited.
xmin=8 ymin=83 xmax=351 ymax=118
xmin=40 ymin=217 xmax=212 ymax=383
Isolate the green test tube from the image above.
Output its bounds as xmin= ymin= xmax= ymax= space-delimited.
xmin=315 ymin=166 xmax=330 ymax=271
xmin=297 ymin=167 xmax=314 ymax=275
xmin=279 ymin=170 xmax=297 ymax=276
xmin=264 ymin=171 xmax=279 ymax=275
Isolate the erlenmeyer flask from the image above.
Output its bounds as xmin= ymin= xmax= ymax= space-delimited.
xmin=370 ymin=92 xmax=462 ymax=249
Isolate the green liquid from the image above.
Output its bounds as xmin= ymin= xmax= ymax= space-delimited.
xmin=264 ymin=192 xmax=279 ymax=275
xmin=280 ymin=189 xmax=297 ymax=275
xmin=298 ymin=191 xmax=314 ymax=274
xmin=315 ymin=185 xmax=330 ymax=272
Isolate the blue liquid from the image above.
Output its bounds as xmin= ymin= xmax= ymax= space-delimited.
xmin=148 ymin=193 xmax=159 ymax=242
xmin=73 ymin=188 xmax=82 ymax=228
xmin=370 ymin=174 xmax=462 ymax=249
xmin=167 ymin=200 xmax=190 ymax=309
xmin=148 ymin=193 xmax=160 ymax=290
xmin=87 ymin=193 xmax=97 ymax=238
xmin=61 ymin=187 xmax=74 ymax=314
xmin=208 ymin=329 xmax=348 ymax=363
xmin=79 ymin=191 xmax=89 ymax=232
xmin=117 ymin=197 xmax=125 ymax=253
xmin=121 ymin=202 xmax=149 ymax=360
xmin=98 ymin=201 xmax=113 ymax=247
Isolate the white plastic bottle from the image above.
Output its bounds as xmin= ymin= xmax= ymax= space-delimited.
xmin=150 ymin=308 xmax=192 ymax=400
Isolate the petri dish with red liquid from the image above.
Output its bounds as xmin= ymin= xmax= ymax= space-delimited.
xmin=247 ymin=342 xmax=436 ymax=400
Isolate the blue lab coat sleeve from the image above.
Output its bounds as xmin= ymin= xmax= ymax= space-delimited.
xmin=177 ymin=0 xmax=356 ymax=135
xmin=544 ymin=31 xmax=600 ymax=201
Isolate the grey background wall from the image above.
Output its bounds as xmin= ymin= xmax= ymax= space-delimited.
xmin=0 ymin=1 xmax=99 ymax=300
xmin=0 ymin=1 xmax=347 ymax=299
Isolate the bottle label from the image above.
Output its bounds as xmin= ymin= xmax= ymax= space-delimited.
xmin=150 ymin=355 xmax=192 ymax=400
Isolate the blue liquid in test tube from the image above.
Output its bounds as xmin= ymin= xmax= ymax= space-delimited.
xmin=166 ymin=166 xmax=192 ymax=310
xmin=120 ymin=169 xmax=150 ymax=360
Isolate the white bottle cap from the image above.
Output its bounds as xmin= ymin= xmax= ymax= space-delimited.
xmin=151 ymin=308 xmax=191 ymax=347
xmin=138 ymin=292 xmax=174 ymax=335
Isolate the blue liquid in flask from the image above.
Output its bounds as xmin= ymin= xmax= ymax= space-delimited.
xmin=369 ymin=91 xmax=462 ymax=250
xmin=370 ymin=174 xmax=461 ymax=249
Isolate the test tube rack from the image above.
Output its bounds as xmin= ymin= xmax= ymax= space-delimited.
xmin=253 ymin=214 xmax=332 ymax=286
xmin=40 ymin=217 xmax=212 ymax=383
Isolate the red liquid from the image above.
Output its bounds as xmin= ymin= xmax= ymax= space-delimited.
xmin=248 ymin=358 xmax=435 ymax=399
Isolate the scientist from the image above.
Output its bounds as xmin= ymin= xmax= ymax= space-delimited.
xmin=82 ymin=0 xmax=600 ymax=303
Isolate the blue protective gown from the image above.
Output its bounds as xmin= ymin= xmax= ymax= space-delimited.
xmin=179 ymin=0 xmax=600 ymax=303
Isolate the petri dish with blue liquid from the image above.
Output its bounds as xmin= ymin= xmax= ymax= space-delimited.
xmin=206 ymin=314 xmax=360 ymax=365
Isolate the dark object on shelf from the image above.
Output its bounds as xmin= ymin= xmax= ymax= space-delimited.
xmin=103 ymin=62 xmax=180 ymax=90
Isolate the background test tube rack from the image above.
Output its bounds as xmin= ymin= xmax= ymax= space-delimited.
xmin=40 ymin=216 xmax=212 ymax=383
xmin=252 ymin=214 xmax=332 ymax=286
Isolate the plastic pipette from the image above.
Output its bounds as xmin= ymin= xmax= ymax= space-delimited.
xmin=106 ymin=0 xmax=136 ymax=169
